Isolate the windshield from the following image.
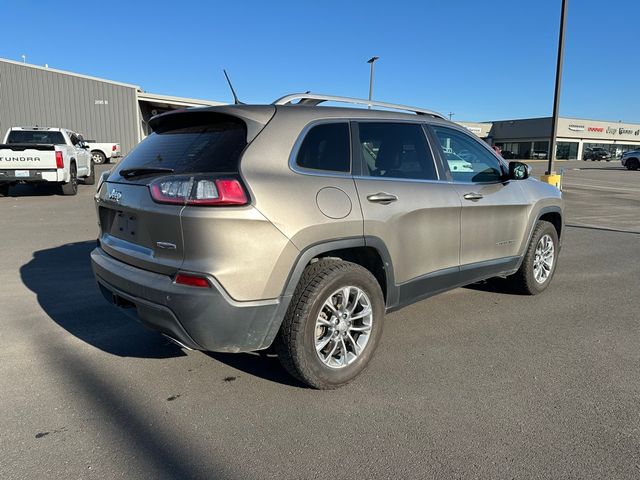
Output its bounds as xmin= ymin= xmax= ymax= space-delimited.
xmin=6 ymin=130 xmax=66 ymax=145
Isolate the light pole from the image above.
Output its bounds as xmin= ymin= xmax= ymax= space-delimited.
xmin=367 ymin=56 xmax=379 ymax=108
xmin=547 ymin=0 xmax=568 ymax=180
xmin=21 ymin=54 xmax=26 ymax=64
xmin=448 ymin=112 xmax=455 ymax=121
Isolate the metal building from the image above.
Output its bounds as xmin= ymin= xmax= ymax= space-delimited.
xmin=0 ymin=58 xmax=223 ymax=155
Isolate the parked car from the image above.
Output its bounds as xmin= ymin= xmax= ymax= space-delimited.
xmin=583 ymin=147 xmax=611 ymax=161
xmin=91 ymin=93 xmax=564 ymax=389
xmin=0 ymin=127 xmax=94 ymax=196
xmin=621 ymin=150 xmax=640 ymax=170
xmin=532 ymin=150 xmax=548 ymax=159
xmin=84 ymin=141 xmax=121 ymax=164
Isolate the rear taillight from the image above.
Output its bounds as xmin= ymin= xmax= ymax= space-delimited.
xmin=112 ymin=144 xmax=117 ymax=151
xmin=55 ymin=151 xmax=64 ymax=169
xmin=175 ymin=273 xmax=210 ymax=288
xmin=149 ymin=175 xmax=248 ymax=206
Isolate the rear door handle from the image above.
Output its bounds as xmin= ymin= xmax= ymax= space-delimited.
xmin=367 ymin=192 xmax=398 ymax=204
xmin=463 ymin=192 xmax=483 ymax=201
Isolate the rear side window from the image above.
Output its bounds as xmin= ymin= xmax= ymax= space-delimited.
xmin=115 ymin=118 xmax=247 ymax=176
xmin=296 ymin=123 xmax=351 ymax=173
xmin=6 ymin=130 xmax=65 ymax=145
xmin=357 ymin=122 xmax=438 ymax=181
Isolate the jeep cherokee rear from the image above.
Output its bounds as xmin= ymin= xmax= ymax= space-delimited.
xmin=91 ymin=93 xmax=563 ymax=389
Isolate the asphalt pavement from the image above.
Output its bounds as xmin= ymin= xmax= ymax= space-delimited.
xmin=1 ymin=160 xmax=638 ymax=479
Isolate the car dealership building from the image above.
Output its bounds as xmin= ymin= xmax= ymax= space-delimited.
xmin=0 ymin=58 xmax=223 ymax=155
xmin=459 ymin=117 xmax=640 ymax=160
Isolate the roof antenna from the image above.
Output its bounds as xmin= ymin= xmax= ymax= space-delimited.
xmin=223 ymin=69 xmax=243 ymax=105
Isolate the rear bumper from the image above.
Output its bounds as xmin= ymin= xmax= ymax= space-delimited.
xmin=0 ymin=169 xmax=61 ymax=183
xmin=91 ymin=247 xmax=286 ymax=352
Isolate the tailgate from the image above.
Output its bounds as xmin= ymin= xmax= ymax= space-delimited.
xmin=0 ymin=144 xmax=58 ymax=170
xmin=97 ymin=181 xmax=184 ymax=275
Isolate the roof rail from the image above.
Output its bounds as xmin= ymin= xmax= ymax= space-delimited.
xmin=273 ymin=93 xmax=446 ymax=120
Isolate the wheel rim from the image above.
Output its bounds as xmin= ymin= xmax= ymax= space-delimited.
xmin=314 ymin=286 xmax=373 ymax=369
xmin=92 ymin=153 xmax=103 ymax=164
xmin=533 ymin=234 xmax=554 ymax=284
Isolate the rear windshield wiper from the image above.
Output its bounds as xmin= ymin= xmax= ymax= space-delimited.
xmin=119 ymin=167 xmax=174 ymax=179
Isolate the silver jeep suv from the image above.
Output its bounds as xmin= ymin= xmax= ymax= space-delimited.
xmin=91 ymin=93 xmax=563 ymax=389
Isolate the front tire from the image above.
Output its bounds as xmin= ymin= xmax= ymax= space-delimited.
xmin=508 ymin=220 xmax=559 ymax=295
xmin=276 ymin=259 xmax=385 ymax=389
xmin=0 ymin=184 xmax=9 ymax=197
xmin=60 ymin=163 xmax=78 ymax=196
xmin=91 ymin=151 xmax=107 ymax=165
xmin=83 ymin=160 xmax=96 ymax=185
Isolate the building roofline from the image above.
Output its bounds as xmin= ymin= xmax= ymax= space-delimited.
xmin=0 ymin=57 xmax=140 ymax=89
xmin=137 ymin=91 xmax=225 ymax=107
xmin=488 ymin=115 xmax=640 ymax=125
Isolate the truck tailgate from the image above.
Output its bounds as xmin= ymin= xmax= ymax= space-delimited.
xmin=0 ymin=144 xmax=58 ymax=169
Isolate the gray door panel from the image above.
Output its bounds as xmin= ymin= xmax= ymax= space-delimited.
xmin=454 ymin=181 xmax=530 ymax=264
xmin=355 ymin=178 xmax=461 ymax=284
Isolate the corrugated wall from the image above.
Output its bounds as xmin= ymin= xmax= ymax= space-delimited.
xmin=0 ymin=60 xmax=139 ymax=154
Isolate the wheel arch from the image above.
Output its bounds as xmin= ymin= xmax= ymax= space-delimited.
xmin=281 ymin=237 xmax=396 ymax=307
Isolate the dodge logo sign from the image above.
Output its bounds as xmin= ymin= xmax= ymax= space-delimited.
xmin=108 ymin=188 xmax=122 ymax=203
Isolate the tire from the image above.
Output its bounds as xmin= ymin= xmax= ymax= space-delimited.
xmin=275 ymin=259 xmax=385 ymax=389
xmin=0 ymin=184 xmax=9 ymax=197
xmin=83 ymin=160 xmax=96 ymax=185
xmin=91 ymin=151 xmax=107 ymax=165
xmin=60 ymin=163 xmax=78 ymax=196
xmin=628 ymin=159 xmax=639 ymax=171
xmin=508 ymin=220 xmax=559 ymax=295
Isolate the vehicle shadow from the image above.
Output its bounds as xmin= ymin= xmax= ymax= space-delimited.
xmin=20 ymin=240 xmax=184 ymax=359
xmin=4 ymin=183 xmax=63 ymax=197
xmin=205 ymin=350 xmax=307 ymax=388
xmin=464 ymin=277 xmax=527 ymax=296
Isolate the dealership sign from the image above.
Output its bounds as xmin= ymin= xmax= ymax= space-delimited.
xmin=567 ymin=123 xmax=640 ymax=137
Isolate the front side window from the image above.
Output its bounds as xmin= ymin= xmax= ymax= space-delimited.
xmin=296 ymin=123 xmax=350 ymax=173
xmin=357 ymin=122 xmax=438 ymax=181
xmin=432 ymin=126 xmax=504 ymax=183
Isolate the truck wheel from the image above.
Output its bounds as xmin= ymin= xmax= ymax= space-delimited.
xmin=60 ymin=163 xmax=78 ymax=196
xmin=0 ymin=184 xmax=9 ymax=197
xmin=83 ymin=160 xmax=96 ymax=185
xmin=91 ymin=151 xmax=107 ymax=165
xmin=276 ymin=259 xmax=385 ymax=389
xmin=508 ymin=220 xmax=559 ymax=295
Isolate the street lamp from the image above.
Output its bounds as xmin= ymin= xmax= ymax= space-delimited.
xmin=367 ymin=56 xmax=379 ymax=108
xmin=546 ymin=0 xmax=568 ymax=184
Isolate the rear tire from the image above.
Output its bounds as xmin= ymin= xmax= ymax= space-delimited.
xmin=276 ymin=259 xmax=385 ymax=389
xmin=91 ymin=151 xmax=107 ymax=165
xmin=60 ymin=163 xmax=78 ymax=196
xmin=0 ymin=184 xmax=9 ymax=197
xmin=83 ymin=160 xmax=96 ymax=185
xmin=508 ymin=220 xmax=559 ymax=295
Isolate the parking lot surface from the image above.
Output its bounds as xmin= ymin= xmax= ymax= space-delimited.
xmin=1 ymin=161 xmax=639 ymax=479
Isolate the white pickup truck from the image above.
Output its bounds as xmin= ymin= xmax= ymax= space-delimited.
xmin=0 ymin=127 xmax=95 ymax=196
xmin=84 ymin=140 xmax=121 ymax=164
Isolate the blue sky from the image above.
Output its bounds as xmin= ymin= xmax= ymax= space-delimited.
xmin=1 ymin=0 xmax=639 ymax=122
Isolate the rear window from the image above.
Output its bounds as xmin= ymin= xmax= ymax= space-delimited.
xmin=114 ymin=118 xmax=247 ymax=177
xmin=6 ymin=130 xmax=65 ymax=145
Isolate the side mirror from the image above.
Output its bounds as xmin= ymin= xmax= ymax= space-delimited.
xmin=509 ymin=161 xmax=531 ymax=180
xmin=82 ymin=144 xmax=90 ymax=149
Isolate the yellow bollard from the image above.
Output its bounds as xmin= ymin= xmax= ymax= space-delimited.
xmin=540 ymin=172 xmax=562 ymax=190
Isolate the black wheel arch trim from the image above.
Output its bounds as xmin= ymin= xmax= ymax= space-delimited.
xmin=514 ymin=205 xmax=563 ymax=271
xmin=280 ymin=236 xmax=397 ymax=307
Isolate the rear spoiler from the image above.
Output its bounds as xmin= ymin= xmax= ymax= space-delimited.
xmin=0 ymin=143 xmax=56 ymax=151
xmin=149 ymin=105 xmax=276 ymax=143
